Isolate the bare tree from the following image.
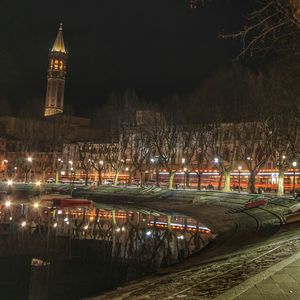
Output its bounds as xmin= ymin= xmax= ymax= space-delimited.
xmin=190 ymin=125 xmax=211 ymax=190
xmin=268 ymin=115 xmax=299 ymax=195
xmin=222 ymin=0 xmax=300 ymax=57
xmin=90 ymin=144 xmax=106 ymax=186
xmin=209 ymin=122 xmax=239 ymax=192
xmin=103 ymin=133 xmax=128 ymax=186
xmin=148 ymin=120 xmax=179 ymax=189
xmin=239 ymin=121 xmax=271 ymax=193
xmin=36 ymin=152 xmax=53 ymax=183
xmin=127 ymin=127 xmax=152 ymax=186
xmin=181 ymin=125 xmax=200 ymax=188
xmin=77 ymin=142 xmax=94 ymax=186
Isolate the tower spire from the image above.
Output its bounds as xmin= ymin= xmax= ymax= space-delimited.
xmin=51 ymin=23 xmax=66 ymax=53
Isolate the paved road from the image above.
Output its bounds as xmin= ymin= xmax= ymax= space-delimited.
xmin=220 ymin=251 xmax=300 ymax=300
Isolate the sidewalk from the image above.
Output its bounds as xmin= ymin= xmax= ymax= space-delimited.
xmin=216 ymin=251 xmax=300 ymax=300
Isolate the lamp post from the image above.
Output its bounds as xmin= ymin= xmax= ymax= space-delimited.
xmin=213 ymin=157 xmax=219 ymax=190
xmin=27 ymin=157 xmax=32 ymax=183
xmin=3 ymin=159 xmax=8 ymax=180
xmin=238 ymin=166 xmax=242 ymax=193
xmin=182 ymin=158 xmax=186 ymax=190
xmin=70 ymin=167 xmax=74 ymax=188
xmin=183 ymin=167 xmax=187 ymax=190
xmin=292 ymin=161 xmax=297 ymax=198
xmin=14 ymin=166 xmax=17 ymax=180
xmin=69 ymin=160 xmax=74 ymax=187
xmin=98 ymin=160 xmax=104 ymax=186
xmin=151 ymin=157 xmax=160 ymax=187
xmin=125 ymin=167 xmax=129 ymax=186
xmin=56 ymin=158 xmax=63 ymax=183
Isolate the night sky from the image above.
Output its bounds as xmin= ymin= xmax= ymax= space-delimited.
xmin=0 ymin=0 xmax=251 ymax=115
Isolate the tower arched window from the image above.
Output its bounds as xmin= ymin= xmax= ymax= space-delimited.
xmin=54 ymin=59 xmax=59 ymax=70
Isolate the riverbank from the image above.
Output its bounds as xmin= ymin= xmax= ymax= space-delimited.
xmin=72 ymin=187 xmax=299 ymax=299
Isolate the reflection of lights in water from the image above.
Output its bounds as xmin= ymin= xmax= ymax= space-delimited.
xmin=84 ymin=225 xmax=88 ymax=230
xmin=33 ymin=203 xmax=39 ymax=208
xmin=178 ymin=235 xmax=184 ymax=240
xmin=5 ymin=201 xmax=11 ymax=207
xmin=116 ymin=228 xmax=120 ymax=232
xmin=53 ymin=223 xmax=57 ymax=228
xmin=21 ymin=221 xmax=26 ymax=227
xmin=64 ymin=217 xmax=68 ymax=222
xmin=149 ymin=221 xmax=210 ymax=232
xmin=66 ymin=221 xmax=69 ymax=225
xmin=146 ymin=231 xmax=152 ymax=236
xmin=121 ymin=227 xmax=125 ymax=231
xmin=9 ymin=217 xmax=12 ymax=221
xmin=58 ymin=210 xmax=62 ymax=215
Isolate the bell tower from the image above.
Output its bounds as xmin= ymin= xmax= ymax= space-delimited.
xmin=44 ymin=23 xmax=68 ymax=117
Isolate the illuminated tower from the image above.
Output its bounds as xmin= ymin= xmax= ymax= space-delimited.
xmin=44 ymin=23 xmax=68 ymax=117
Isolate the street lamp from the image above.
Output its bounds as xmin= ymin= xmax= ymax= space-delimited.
xmin=238 ymin=166 xmax=242 ymax=193
xmin=150 ymin=157 xmax=160 ymax=187
xmin=70 ymin=167 xmax=74 ymax=187
xmin=3 ymin=159 xmax=8 ymax=180
xmin=183 ymin=167 xmax=187 ymax=190
xmin=26 ymin=157 xmax=32 ymax=183
xmin=292 ymin=161 xmax=297 ymax=198
xmin=14 ymin=167 xmax=17 ymax=179
xmin=125 ymin=167 xmax=129 ymax=185
xmin=181 ymin=158 xmax=186 ymax=189
xmin=98 ymin=160 xmax=104 ymax=186
xmin=55 ymin=158 xmax=63 ymax=183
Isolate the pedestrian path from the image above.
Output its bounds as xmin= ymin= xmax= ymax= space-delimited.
xmin=215 ymin=250 xmax=300 ymax=300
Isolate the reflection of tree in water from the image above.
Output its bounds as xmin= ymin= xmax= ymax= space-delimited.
xmin=0 ymin=204 xmax=211 ymax=275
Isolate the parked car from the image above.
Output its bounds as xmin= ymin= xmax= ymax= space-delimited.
xmin=103 ymin=179 xmax=114 ymax=186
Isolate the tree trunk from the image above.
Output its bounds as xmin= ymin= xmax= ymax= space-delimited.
xmin=168 ymin=172 xmax=175 ymax=189
xmin=97 ymin=170 xmax=102 ymax=186
xmin=140 ymin=171 xmax=144 ymax=187
xmin=128 ymin=171 xmax=132 ymax=186
xmin=248 ymin=171 xmax=256 ymax=194
xmin=114 ymin=171 xmax=120 ymax=186
xmin=223 ymin=171 xmax=231 ymax=192
xmin=277 ymin=169 xmax=285 ymax=196
xmin=186 ymin=172 xmax=190 ymax=188
xmin=197 ymin=173 xmax=202 ymax=190
xmin=42 ymin=170 xmax=46 ymax=183
xmin=25 ymin=170 xmax=29 ymax=183
xmin=85 ymin=171 xmax=88 ymax=186
xmin=218 ymin=173 xmax=223 ymax=190
xmin=156 ymin=169 xmax=159 ymax=187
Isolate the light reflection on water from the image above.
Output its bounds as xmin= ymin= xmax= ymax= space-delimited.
xmin=0 ymin=194 xmax=213 ymax=300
